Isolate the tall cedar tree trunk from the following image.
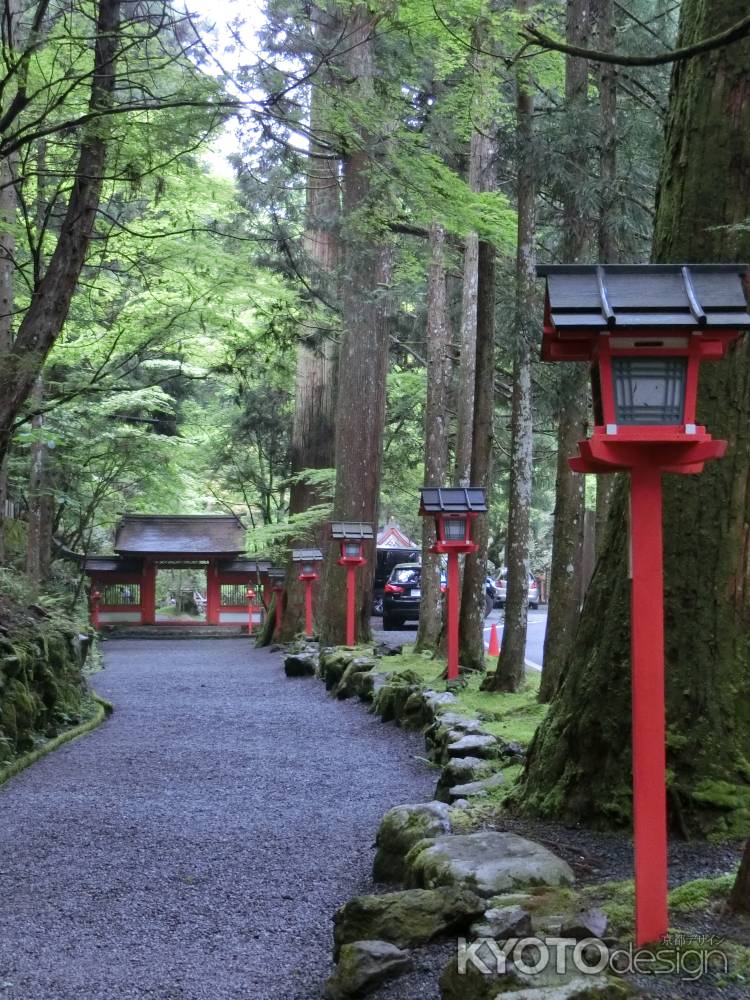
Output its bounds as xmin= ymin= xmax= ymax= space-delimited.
xmin=279 ymin=5 xmax=339 ymax=640
xmin=457 ymin=239 xmax=496 ymax=669
xmin=483 ymin=0 xmax=535 ymax=692
xmin=594 ymin=0 xmax=618 ymax=548
xmin=415 ymin=223 xmax=451 ymax=650
xmin=0 ymin=0 xmax=121 ymax=466
xmin=520 ymin=0 xmax=750 ymax=838
xmin=539 ymin=0 xmax=590 ymax=702
xmin=0 ymin=0 xmax=21 ymax=563
xmin=454 ymin=23 xmax=492 ymax=487
xmin=318 ymin=5 xmax=392 ymax=647
xmin=26 ymin=141 xmax=52 ymax=591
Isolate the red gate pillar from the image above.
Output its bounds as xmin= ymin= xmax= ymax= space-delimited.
xmin=630 ymin=465 xmax=669 ymax=945
xmin=206 ymin=560 xmax=220 ymax=625
xmin=446 ymin=551 xmax=460 ymax=682
xmin=141 ymin=561 xmax=156 ymax=625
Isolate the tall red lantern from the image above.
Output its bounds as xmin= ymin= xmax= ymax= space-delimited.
xmin=418 ymin=487 xmax=487 ymax=682
xmin=538 ymin=263 xmax=750 ymax=946
xmin=292 ymin=548 xmax=323 ymax=638
xmin=331 ymin=521 xmax=374 ymax=646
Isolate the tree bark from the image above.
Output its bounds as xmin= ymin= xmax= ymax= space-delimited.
xmin=318 ymin=4 xmax=393 ymax=647
xmin=539 ymin=0 xmax=590 ymax=702
xmin=0 ymin=0 xmax=121 ymax=466
xmin=457 ymin=238 xmax=496 ymax=670
xmin=729 ymin=839 xmax=750 ymax=914
xmin=594 ymin=0 xmax=619 ymax=552
xmin=0 ymin=0 xmax=21 ymax=564
xmin=279 ymin=4 xmax=340 ymax=640
xmin=415 ymin=222 xmax=451 ymax=652
xmin=454 ymin=22 xmax=493 ymax=487
xmin=482 ymin=0 xmax=536 ymax=693
xmin=520 ymin=0 xmax=750 ymax=837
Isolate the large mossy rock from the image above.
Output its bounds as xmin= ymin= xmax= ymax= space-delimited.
xmin=333 ymin=657 xmax=377 ymax=699
xmin=283 ymin=652 xmax=317 ymax=677
xmin=447 ymin=770 xmax=506 ymax=802
xmin=406 ymin=832 xmax=575 ymax=898
xmin=373 ymin=801 xmax=453 ymax=883
xmin=333 ymin=887 xmax=485 ymax=956
xmin=435 ymin=756 xmax=496 ymax=801
xmin=324 ymin=940 xmax=413 ymax=999
xmin=370 ymin=671 xmax=424 ymax=723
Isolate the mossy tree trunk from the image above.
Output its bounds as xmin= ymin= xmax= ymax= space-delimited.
xmin=458 ymin=239 xmax=496 ymax=670
xmin=318 ymin=5 xmax=393 ymax=647
xmin=519 ymin=0 xmax=750 ymax=837
xmin=483 ymin=0 xmax=535 ymax=693
xmin=539 ymin=0 xmax=590 ymax=702
xmin=279 ymin=3 xmax=340 ymax=641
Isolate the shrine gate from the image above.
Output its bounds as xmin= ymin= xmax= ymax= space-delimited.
xmin=84 ymin=515 xmax=272 ymax=629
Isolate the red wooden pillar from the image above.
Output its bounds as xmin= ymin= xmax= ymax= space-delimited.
xmin=304 ymin=580 xmax=314 ymax=638
xmin=206 ymin=560 xmax=220 ymax=625
xmin=446 ymin=551 xmax=460 ymax=681
xmin=141 ymin=560 xmax=156 ymax=625
xmin=629 ymin=465 xmax=669 ymax=946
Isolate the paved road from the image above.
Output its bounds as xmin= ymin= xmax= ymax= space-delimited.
xmin=0 ymin=639 xmax=434 ymax=1000
xmin=372 ymin=608 xmax=548 ymax=670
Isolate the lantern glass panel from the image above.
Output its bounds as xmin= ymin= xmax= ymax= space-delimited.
xmin=612 ymin=357 xmax=687 ymax=425
xmin=302 ymin=562 xmax=314 ymax=575
xmin=344 ymin=541 xmax=361 ymax=558
xmin=444 ymin=517 xmax=467 ymax=541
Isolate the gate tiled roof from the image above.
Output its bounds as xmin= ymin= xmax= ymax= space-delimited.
xmin=114 ymin=515 xmax=245 ymax=555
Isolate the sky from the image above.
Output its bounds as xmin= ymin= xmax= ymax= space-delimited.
xmin=182 ymin=0 xmax=266 ymax=177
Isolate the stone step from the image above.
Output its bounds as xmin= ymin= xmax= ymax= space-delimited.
xmin=99 ymin=626 xmax=249 ymax=640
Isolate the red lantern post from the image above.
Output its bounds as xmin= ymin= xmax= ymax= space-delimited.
xmin=331 ymin=522 xmax=374 ymax=646
xmin=292 ymin=549 xmax=322 ymax=639
xmin=538 ymin=263 xmax=750 ymax=945
xmin=419 ymin=488 xmax=487 ymax=682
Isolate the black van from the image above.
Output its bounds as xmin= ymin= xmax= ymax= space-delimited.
xmin=372 ymin=547 xmax=420 ymax=615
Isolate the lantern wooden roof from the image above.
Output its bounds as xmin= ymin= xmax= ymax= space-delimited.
xmin=539 ymin=264 xmax=750 ymax=361
xmin=114 ymin=514 xmax=245 ymax=555
xmin=331 ymin=521 xmax=374 ymax=539
xmin=419 ymin=487 xmax=487 ymax=514
xmin=291 ymin=548 xmax=323 ymax=562
xmin=267 ymin=567 xmax=286 ymax=580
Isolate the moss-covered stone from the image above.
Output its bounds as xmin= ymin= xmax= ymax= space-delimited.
xmin=333 ymin=886 xmax=485 ymax=957
xmin=373 ymin=801 xmax=452 ymax=883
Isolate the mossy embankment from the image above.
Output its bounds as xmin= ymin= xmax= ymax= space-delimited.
xmin=0 ymin=569 xmax=103 ymax=779
xmin=374 ymin=645 xmax=547 ymax=749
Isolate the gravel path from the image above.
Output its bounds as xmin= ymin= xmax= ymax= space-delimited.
xmin=0 ymin=639 xmax=435 ymax=1000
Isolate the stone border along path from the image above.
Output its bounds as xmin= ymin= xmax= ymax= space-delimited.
xmin=0 ymin=638 xmax=436 ymax=1000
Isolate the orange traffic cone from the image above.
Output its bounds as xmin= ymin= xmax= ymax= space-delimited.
xmin=488 ymin=622 xmax=500 ymax=656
